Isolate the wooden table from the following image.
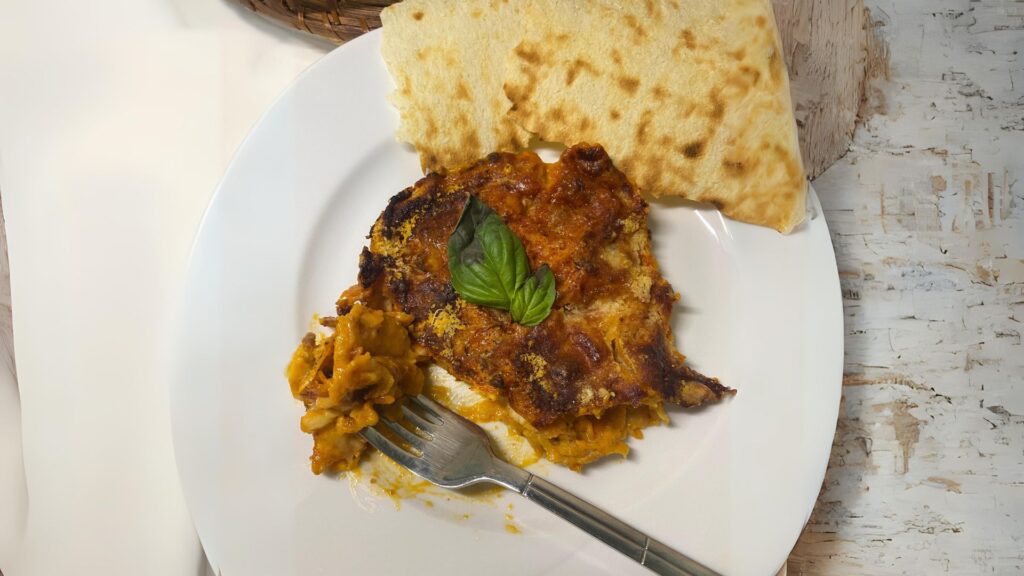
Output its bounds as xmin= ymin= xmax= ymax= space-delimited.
xmin=1 ymin=0 xmax=1020 ymax=574
xmin=787 ymin=0 xmax=1024 ymax=573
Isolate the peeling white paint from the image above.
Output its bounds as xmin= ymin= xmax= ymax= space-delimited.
xmin=789 ymin=0 xmax=1024 ymax=573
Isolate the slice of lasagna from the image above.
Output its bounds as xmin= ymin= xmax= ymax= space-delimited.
xmin=352 ymin=144 xmax=733 ymax=469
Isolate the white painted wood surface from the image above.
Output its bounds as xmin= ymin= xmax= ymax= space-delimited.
xmin=0 ymin=0 xmax=1019 ymax=574
xmin=788 ymin=0 xmax=1023 ymax=573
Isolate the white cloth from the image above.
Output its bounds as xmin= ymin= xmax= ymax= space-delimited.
xmin=0 ymin=2 xmax=328 ymax=573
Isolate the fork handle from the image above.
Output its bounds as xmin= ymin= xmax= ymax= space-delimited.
xmin=519 ymin=475 xmax=721 ymax=576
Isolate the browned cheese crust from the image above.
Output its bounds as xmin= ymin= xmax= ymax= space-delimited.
xmin=356 ymin=144 xmax=733 ymax=430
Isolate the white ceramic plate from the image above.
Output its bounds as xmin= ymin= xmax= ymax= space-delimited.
xmin=171 ymin=30 xmax=842 ymax=576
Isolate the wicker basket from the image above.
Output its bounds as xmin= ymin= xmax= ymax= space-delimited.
xmin=233 ymin=0 xmax=397 ymax=43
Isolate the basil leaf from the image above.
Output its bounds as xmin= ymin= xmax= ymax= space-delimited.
xmin=448 ymin=242 xmax=512 ymax=308
xmin=448 ymin=197 xmax=527 ymax=309
xmin=447 ymin=194 xmax=492 ymax=262
xmin=477 ymin=214 xmax=531 ymax=300
xmin=448 ymin=195 xmax=556 ymax=325
xmin=510 ymin=265 xmax=556 ymax=326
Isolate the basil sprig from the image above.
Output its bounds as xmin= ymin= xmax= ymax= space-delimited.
xmin=447 ymin=196 xmax=556 ymax=326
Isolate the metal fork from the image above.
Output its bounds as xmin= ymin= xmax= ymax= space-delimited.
xmin=360 ymin=395 xmax=721 ymax=576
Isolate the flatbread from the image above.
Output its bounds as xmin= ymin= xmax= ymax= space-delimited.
xmin=503 ymin=0 xmax=807 ymax=232
xmin=380 ymin=0 xmax=531 ymax=173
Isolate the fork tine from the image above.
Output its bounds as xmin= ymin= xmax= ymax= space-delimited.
xmin=410 ymin=394 xmax=447 ymax=419
xmin=401 ymin=404 xmax=439 ymax=432
xmin=360 ymin=426 xmax=421 ymax=471
xmin=380 ymin=416 xmax=430 ymax=447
